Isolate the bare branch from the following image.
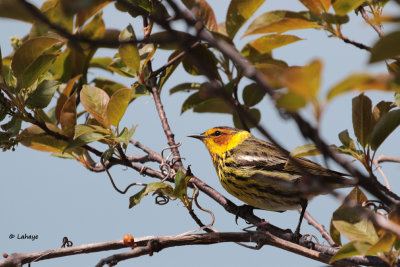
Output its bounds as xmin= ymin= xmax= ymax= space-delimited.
xmin=303 ymin=211 xmax=336 ymax=246
xmin=358 ymin=6 xmax=384 ymax=37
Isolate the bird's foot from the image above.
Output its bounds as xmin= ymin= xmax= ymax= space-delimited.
xmin=235 ymin=204 xmax=255 ymax=224
xmin=292 ymin=229 xmax=302 ymax=243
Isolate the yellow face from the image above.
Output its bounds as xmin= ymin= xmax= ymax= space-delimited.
xmin=190 ymin=127 xmax=251 ymax=156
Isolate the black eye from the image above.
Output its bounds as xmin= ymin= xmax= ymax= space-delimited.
xmin=212 ymin=130 xmax=222 ymax=136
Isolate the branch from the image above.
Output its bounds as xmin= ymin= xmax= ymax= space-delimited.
xmin=373 ymin=154 xmax=400 ymax=191
xmin=303 ymin=211 xmax=336 ymax=246
xmin=358 ymin=6 xmax=384 ymax=37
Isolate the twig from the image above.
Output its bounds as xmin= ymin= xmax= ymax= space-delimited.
xmin=303 ymin=211 xmax=336 ymax=246
xmin=358 ymin=6 xmax=384 ymax=37
xmin=373 ymin=154 xmax=400 ymax=191
xmin=339 ymin=35 xmax=371 ymax=51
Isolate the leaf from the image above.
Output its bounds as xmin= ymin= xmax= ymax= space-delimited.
xmin=246 ymin=34 xmax=303 ymax=53
xmin=108 ymin=58 xmax=136 ymax=78
xmin=290 ymin=144 xmax=322 ymax=157
xmin=338 ymin=129 xmax=357 ymax=151
xmin=107 ymin=88 xmax=132 ymax=127
xmin=112 ymin=125 xmax=137 ymax=146
xmin=74 ymin=124 xmax=111 ymax=140
xmin=89 ymin=57 xmax=113 ymax=73
xmin=182 ymin=0 xmax=217 ymax=31
xmin=75 ymin=0 xmax=111 ymax=27
xmin=22 ymin=54 xmax=58 ymax=88
xmin=366 ymin=232 xmax=396 ymax=255
xmin=173 ymin=169 xmax=191 ymax=199
xmin=59 ymin=91 xmax=77 ymax=137
xmin=26 ymin=80 xmax=59 ymax=109
xmin=0 ymin=0 xmax=38 ymax=23
xmin=1 ymin=116 xmax=21 ymax=134
xmin=372 ymin=101 xmax=393 ymax=126
xmin=233 ymin=108 xmax=261 ymax=129
xmin=299 ymin=0 xmax=331 ymax=15
xmin=158 ymin=50 xmax=182 ymax=90
xmin=255 ymin=63 xmax=287 ymax=89
xmin=67 ymin=131 xmax=107 ymax=150
xmin=80 ymin=85 xmax=110 ymax=128
xmin=169 ymin=82 xmax=203 ymax=94
xmin=81 ymin=11 xmax=105 ymax=40
xmin=129 ymin=182 xmax=174 ymax=208
xmin=370 ymin=31 xmax=400 ymax=62
xmin=19 ymin=124 xmax=67 ymax=153
xmin=284 ymin=59 xmax=322 ymax=100
xmin=242 ymin=83 xmax=266 ymax=106
xmin=92 ymin=78 xmax=126 ymax=96
xmin=193 ymin=98 xmax=233 ymax=114
xmin=55 ymin=75 xmax=81 ymax=122
xmin=276 ymin=92 xmax=307 ymax=111
xmin=370 ymin=109 xmax=400 ymax=150
xmin=181 ymin=92 xmax=204 ymax=114
xmin=182 ymin=45 xmax=219 ymax=78
xmin=11 ymin=37 xmax=61 ymax=78
xmin=321 ymin=13 xmax=349 ymax=24
xmin=118 ymin=25 xmax=140 ymax=73
xmin=352 ymin=94 xmax=373 ymax=147
xmin=330 ymin=241 xmax=372 ymax=263
xmin=333 ymin=0 xmax=366 ymax=16
xmin=243 ymin=10 xmax=319 ymax=37
xmin=226 ymin=0 xmax=265 ymax=38
xmin=139 ymin=43 xmax=156 ymax=73
xmin=332 ymin=219 xmax=378 ymax=244
xmin=327 ymin=73 xmax=392 ymax=100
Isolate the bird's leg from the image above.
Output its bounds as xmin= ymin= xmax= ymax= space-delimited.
xmin=293 ymin=199 xmax=308 ymax=242
xmin=235 ymin=204 xmax=256 ymax=224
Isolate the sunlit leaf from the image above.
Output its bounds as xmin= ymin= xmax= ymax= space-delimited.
xmin=255 ymin=63 xmax=287 ymax=89
xmin=370 ymin=109 xmax=400 ymax=150
xmin=333 ymin=0 xmax=366 ymax=16
xmin=60 ymin=91 xmax=77 ymax=137
xmin=321 ymin=13 xmax=349 ymax=24
xmin=370 ymin=31 xmax=400 ymax=62
xmin=74 ymin=124 xmax=111 ymax=140
xmin=108 ymin=58 xmax=136 ymax=77
xmin=226 ymin=0 xmax=265 ymax=38
xmin=173 ymin=169 xmax=191 ymax=199
xmin=290 ymin=144 xmax=322 ymax=157
xmin=81 ymin=12 xmax=105 ymax=39
xmin=333 ymin=219 xmax=378 ymax=244
xmin=352 ymin=94 xmax=373 ymax=147
xmin=243 ymin=10 xmax=319 ymax=37
xmin=26 ymin=80 xmax=59 ymax=109
xmin=92 ymin=77 xmax=126 ymax=96
xmin=118 ymin=25 xmax=140 ymax=73
xmin=80 ymin=85 xmax=110 ymax=128
xmin=299 ymin=0 xmax=331 ymax=15
xmin=112 ymin=125 xmax=137 ymax=146
xmin=107 ymin=88 xmax=133 ymax=127
xmin=182 ymin=0 xmax=217 ymax=31
xmin=67 ymin=131 xmax=107 ymax=150
xmin=139 ymin=43 xmax=156 ymax=73
xmin=330 ymin=241 xmax=372 ymax=263
xmin=129 ymin=182 xmax=174 ymax=208
xmin=284 ymin=59 xmax=322 ymax=100
xmin=246 ymin=34 xmax=303 ymax=53
xmin=22 ymin=53 xmax=58 ymax=88
xmin=20 ymin=124 xmax=67 ymax=153
xmin=75 ymin=0 xmax=111 ymax=27
xmin=89 ymin=57 xmax=113 ymax=73
xmin=276 ymin=92 xmax=307 ymax=111
xmin=366 ymin=232 xmax=396 ymax=255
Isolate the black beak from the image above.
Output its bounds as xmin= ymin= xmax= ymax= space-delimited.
xmin=187 ymin=133 xmax=206 ymax=140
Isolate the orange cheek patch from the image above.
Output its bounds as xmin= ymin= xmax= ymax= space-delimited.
xmin=213 ymin=135 xmax=231 ymax=146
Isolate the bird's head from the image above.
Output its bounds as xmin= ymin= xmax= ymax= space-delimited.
xmin=188 ymin=126 xmax=251 ymax=156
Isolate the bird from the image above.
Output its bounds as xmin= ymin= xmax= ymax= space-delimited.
xmin=188 ymin=126 xmax=352 ymax=240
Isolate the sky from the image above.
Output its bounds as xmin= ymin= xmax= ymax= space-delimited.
xmin=1 ymin=1 xmax=400 ymax=267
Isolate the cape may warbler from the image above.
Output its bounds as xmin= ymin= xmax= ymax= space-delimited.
xmin=189 ymin=126 xmax=351 ymax=238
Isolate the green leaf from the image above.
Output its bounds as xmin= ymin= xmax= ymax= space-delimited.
xmin=75 ymin=0 xmax=112 ymax=27
xmin=129 ymin=182 xmax=174 ymax=208
xmin=226 ymin=0 xmax=265 ymax=38
xmin=74 ymin=124 xmax=111 ymax=140
xmin=26 ymin=80 xmax=59 ymax=109
xmin=22 ymin=54 xmax=58 ymax=88
xmin=327 ymin=73 xmax=391 ymax=100
xmin=112 ymin=125 xmax=137 ymax=146
xmin=370 ymin=109 xmax=400 ymax=150
xmin=158 ymin=50 xmax=182 ymax=90
xmin=170 ymin=82 xmax=203 ymax=94
xmin=108 ymin=58 xmax=136 ymax=77
xmin=139 ymin=43 xmax=156 ymax=73
xmin=59 ymin=92 xmax=77 ymax=137
xmin=290 ymin=144 xmax=322 ymax=158
xmin=396 ymin=93 xmax=400 ymax=108
xmin=243 ymin=10 xmax=319 ymax=37
xmin=67 ymin=131 xmax=107 ymax=150
xmin=370 ymin=31 xmax=400 ymax=62
xmin=107 ymin=88 xmax=132 ymax=127
xmin=276 ymin=92 xmax=307 ymax=111
xmin=182 ymin=0 xmax=217 ymax=31
xmin=332 ymin=219 xmax=378 ymax=244
xmin=284 ymin=59 xmax=322 ymax=100
xmin=242 ymin=83 xmax=266 ymax=107
xmin=333 ymin=0 xmax=366 ymax=16
xmin=182 ymin=45 xmax=219 ymax=78
xmin=89 ymin=57 xmax=113 ymax=73
xmin=181 ymin=92 xmax=204 ymax=114
xmin=173 ymin=169 xmax=191 ymax=198
xmin=11 ymin=37 xmax=61 ymax=78
xmin=233 ymin=108 xmax=261 ymax=129
xmin=80 ymin=85 xmax=110 ymax=128
xmin=338 ymin=129 xmax=357 ymax=152
xmin=372 ymin=101 xmax=393 ymax=126
xmin=246 ymin=34 xmax=303 ymax=53
xmin=193 ymin=98 xmax=233 ymax=114
xmin=366 ymin=232 xmax=396 ymax=255
xmin=118 ymin=25 xmax=140 ymax=73
xmin=352 ymin=94 xmax=373 ymax=147
xmin=92 ymin=78 xmax=127 ymax=96
xmin=0 ymin=0 xmax=38 ymax=23
xmin=330 ymin=241 xmax=372 ymax=263
xmin=321 ymin=13 xmax=349 ymax=24
xmin=255 ymin=63 xmax=287 ymax=89
xmin=81 ymin=12 xmax=105 ymax=39
xmin=1 ymin=116 xmax=21 ymax=134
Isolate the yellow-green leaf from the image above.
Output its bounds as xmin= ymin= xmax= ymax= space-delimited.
xmin=26 ymin=80 xmax=59 ymax=109
xmin=92 ymin=78 xmax=126 ymax=96
xmin=299 ymin=0 xmax=331 ymax=15
xmin=75 ymin=0 xmax=111 ymax=27
xmin=80 ymin=85 xmax=110 ymax=128
xmin=107 ymin=88 xmax=132 ymax=127
xmin=246 ymin=34 xmax=303 ymax=53
xmin=366 ymin=232 xmax=396 ymax=255
xmin=284 ymin=59 xmax=322 ymax=100
xmin=0 ymin=0 xmax=38 ymax=23
xmin=11 ymin=37 xmax=61 ymax=78
xmin=330 ymin=241 xmax=372 ymax=263
xmin=290 ymin=144 xmax=321 ymax=157
xmin=173 ymin=169 xmax=191 ymax=199
xmin=243 ymin=10 xmax=319 ymax=37
xmin=352 ymin=93 xmax=373 ymax=147
xmin=242 ymin=83 xmax=266 ymax=106
xmin=129 ymin=182 xmax=174 ymax=208
xmin=74 ymin=124 xmax=111 ymax=140
xmin=20 ymin=124 xmax=67 ymax=153
xmin=118 ymin=25 xmax=140 ymax=73
xmin=81 ymin=11 xmax=105 ymax=40
xmin=226 ymin=0 xmax=265 ymax=38
xmin=370 ymin=109 xmax=400 ymax=151
xmin=182 ymin=0 xmax=217 ymax=31
xmin=333 ymin=219 xmax=379 ymax=244
xmin=276 ymin=92 xmax=307 ymax=111
xmin=22 ymin=54 xmax=58 ymax=88
xmin=333 ymin=0 xmax=366 ymax=16
xmin=370 ymin=31 xmax=400 ymax=62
